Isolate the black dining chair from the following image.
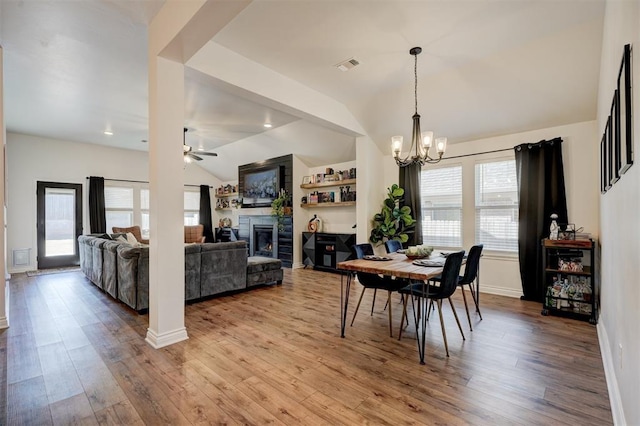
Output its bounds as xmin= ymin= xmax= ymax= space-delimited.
xmin=398 ymin=250 xmax=466 ymax=357
xmin=350 ymin=243 xmax=407 ymax=337
xmin=385 ymin=240 xmax=403 ymax=254
xmin=429 ymin=244 xmax=483 ymax=331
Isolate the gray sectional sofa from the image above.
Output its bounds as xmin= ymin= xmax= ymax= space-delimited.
xmin=78 ymin=235 xmax=283 ymax=312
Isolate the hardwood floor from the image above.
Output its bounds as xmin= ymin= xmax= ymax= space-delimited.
xmin=1 ymin=268 xmax=612 ymax=425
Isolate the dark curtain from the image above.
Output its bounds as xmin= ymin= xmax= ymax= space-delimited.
xmin=88 ymin=176 xmax=106 ymax=233
xmin=199 ymin=185 xmax=214 ymax=243
xmin=399 ymin=162 xmax=423 ymax=247
xmin=514 ymin=137 xmax=568 ymax=302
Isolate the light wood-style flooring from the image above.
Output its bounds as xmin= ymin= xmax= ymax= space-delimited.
xmin=1 ymin=268 xmax=612 ymax=425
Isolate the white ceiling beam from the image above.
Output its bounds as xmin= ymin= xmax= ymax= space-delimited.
xmin=187 ymin=41 xmax=366 ymax=138
xmin=151 ymin=0 xmax=252 ymax=62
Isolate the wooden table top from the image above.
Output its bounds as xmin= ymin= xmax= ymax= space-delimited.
xmin=337 ymin=252 xmax=445 ymax=281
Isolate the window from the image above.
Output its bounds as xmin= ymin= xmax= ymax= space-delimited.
xmin=184 ymin=191 xmax=200 ymax=226
xmin=140 ymin=189 xmax=150 ymax=239
xmin=421 ymin=165 xmax=462 ymax=247
xmin=105 ymin=186 xmax=133 ymax=233
xmin=475 ymin=159 xmax=518 ymax=251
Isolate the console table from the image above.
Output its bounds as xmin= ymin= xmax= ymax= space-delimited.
xmin=302 ymin=232 xmax=355 ymax=273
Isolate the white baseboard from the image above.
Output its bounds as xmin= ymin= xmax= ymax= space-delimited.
xmin=479 ymin=285 xmax=522 ymax=298
xmin=0 ymin=284 xmax=9 ymax=329
xmin=292 ymin=262 xmax=305 ymax=269
xmin=597 ymin=321 xmax=626 ymax=425
xmin=145 ymin=327 xmax=188 ymax=349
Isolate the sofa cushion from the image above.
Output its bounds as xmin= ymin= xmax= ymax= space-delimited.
xmin=247 ymin=256 xmax=282 ymax=274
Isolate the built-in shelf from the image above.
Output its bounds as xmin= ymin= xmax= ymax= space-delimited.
xmin=300 ymin=201 xmax=356 ymax=208
xmin=215 ymin=192 xmax=238 ymax=198
xmin=300 ymin=179 xmax=356 ymax=189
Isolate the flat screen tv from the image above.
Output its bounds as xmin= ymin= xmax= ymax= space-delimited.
xmin=242 ymin=166 xmax=281 ymax=207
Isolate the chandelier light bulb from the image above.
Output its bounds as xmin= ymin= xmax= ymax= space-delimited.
xmin=422 ymin=131 xmax=433 ymax=149
xmin=436 ymin=137 xmax=447 ymax=154
xmin=392 ymin=136 xmax=403 ymax=156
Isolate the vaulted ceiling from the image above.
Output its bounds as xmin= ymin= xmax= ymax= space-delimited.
xmin=1 ymin=1 xmax=605 ymax=181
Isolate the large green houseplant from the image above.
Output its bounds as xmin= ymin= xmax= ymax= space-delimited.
xmin=369 ymin=184 xmax=416 ymax=245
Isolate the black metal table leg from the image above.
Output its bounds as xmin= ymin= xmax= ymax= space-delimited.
xmin=340 ymin=272 xmax=353 ymax=338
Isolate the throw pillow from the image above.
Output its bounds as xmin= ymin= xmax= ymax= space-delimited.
xmin=126 ymin=232 xmax=138 ymax=245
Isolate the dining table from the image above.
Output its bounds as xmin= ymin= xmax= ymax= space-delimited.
xmin=337 ymin=251 xmax=451 ymax=364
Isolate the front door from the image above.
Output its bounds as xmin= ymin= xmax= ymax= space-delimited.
xmin=36 ymin=181 xmax=83 ymax=269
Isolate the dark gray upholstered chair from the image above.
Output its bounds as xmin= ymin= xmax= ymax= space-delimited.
xmin=385 ymin=240 xmax=403 ymax=254
xmin=430 ymin=244 xmax=483 ymax=331
xmin=351 ymin=243 xmax=407 ymax=337
xmin=398 ymin=250 xmax=466 ymax=357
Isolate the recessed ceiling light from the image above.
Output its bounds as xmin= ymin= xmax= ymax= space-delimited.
xmin=264 ymin=123 xmax=272 ymax=128
xmin=103 ymin=130 xmax=113 ymax=136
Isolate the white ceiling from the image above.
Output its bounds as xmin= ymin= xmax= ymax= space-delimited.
xmin=1 ymin=1 xmax=605 ymax=181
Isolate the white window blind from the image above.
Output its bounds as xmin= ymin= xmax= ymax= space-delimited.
xmin=184 ymin=191 xmax=200 ymax=226
xmin=105 ymin=186 xmax=133 ymax=232
xmin=140 ymin=189 xmax=150 ymax=239
xmin=475 ymin=159 xmax=518 ymax=252
xmin=421 ymin=165 xmax=462 ymax=247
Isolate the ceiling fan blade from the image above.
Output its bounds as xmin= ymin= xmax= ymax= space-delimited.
xmin=197 ymin=152 xmax=218 ymax=157
xmin=188 ymin=153 xmax=203 ymax=161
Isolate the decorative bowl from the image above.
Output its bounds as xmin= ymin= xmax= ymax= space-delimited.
xmin=403 ymin=245 xmax=434 ymax=260
xmin=405 ymin=253 xmax=430 ymax=260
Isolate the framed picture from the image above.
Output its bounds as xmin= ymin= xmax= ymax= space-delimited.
xmin=618 ymin=44 xmax=633 ymax=175
xmin=302 ymin=176 xmax=312 ymax=185
xmin=605 ymin=117 xmax=612 ymax=191
xmin=611 ymin=90 xmax=620 ymax=185
xmin=600 ymin=135 xmax=606 ymax=194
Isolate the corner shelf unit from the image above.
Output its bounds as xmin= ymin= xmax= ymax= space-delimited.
xmin=540 ymin=238 xmax=598 ymax=324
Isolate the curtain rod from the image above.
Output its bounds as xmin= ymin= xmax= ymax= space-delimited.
xmin=440 ymin=147 xmax=513 ymax=160
xmin=86 ymin=177 xmax=212 ymax=188
xmin=440 ymin=137 xmax=562 ymax=160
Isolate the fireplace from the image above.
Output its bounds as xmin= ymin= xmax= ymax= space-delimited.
xmin=250 ymin=223 xmax=278 ymax=258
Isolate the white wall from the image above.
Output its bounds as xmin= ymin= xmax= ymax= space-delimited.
xmin=596 ymin=1 xmax=640 ymax=424
xmin=380 ymin=120 xmax=599 ymax=297
xmin=6 ymin=132 xmax=220 ymax=273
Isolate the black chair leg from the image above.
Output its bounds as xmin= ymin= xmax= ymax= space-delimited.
xmin=350 ymin=287 xmax=367 ymax=326
xmin=460 ymin=286 xmax=473 ymax=331
xmin=448 ymin=297 xmax=465 ymax=341
xmin=398 ymin=293 xmax=409 ymax=341
xmin=468 ymin=283 xmax=483 ymax=320
xmin=435 ymin=299 xmax=449 ymax=357
xmin=371 ymin=288 xmax=377 ymax=315
xmin=387 ymin=291 xmax=393 ymax=337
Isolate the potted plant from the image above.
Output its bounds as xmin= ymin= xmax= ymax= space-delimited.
xmin=369 ymin=184 xmax=416 ymax=245
xmin=271 ymin=189 xmax=291 ymax=231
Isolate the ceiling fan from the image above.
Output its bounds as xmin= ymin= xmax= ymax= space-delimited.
xmin=183 ymin=127 xmax=217 ymax=162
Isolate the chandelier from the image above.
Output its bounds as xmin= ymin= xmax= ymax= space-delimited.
xmin=392 ymin=47 xmax=447 ymax=167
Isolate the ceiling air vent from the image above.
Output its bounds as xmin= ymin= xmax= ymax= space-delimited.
xmin=335 ymin=58 xmax=360 ymax=72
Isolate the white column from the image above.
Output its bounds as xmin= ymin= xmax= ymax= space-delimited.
xmin=0 ymin=46 xmax=9 ymax=329
xmin=145 ymin=55 xmax=187 ymax=348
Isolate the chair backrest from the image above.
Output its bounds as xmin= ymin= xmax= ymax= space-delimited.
xmin=352 ymin=243 xmax=374 ymax=259
xmin=459 ymin=244 xmax=483 ymax=285
xmin=112 ymin=226 xmax=143 ymax=242
xmin=184 ymin=225 xmax=205 ymax=243
xmin=351 ymin=243 xmax=379 ymax=285
xmin=431 ymin=250 xmax=465 ymax=299
xmin=385 ymin=240 xmax=403 ymax=253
